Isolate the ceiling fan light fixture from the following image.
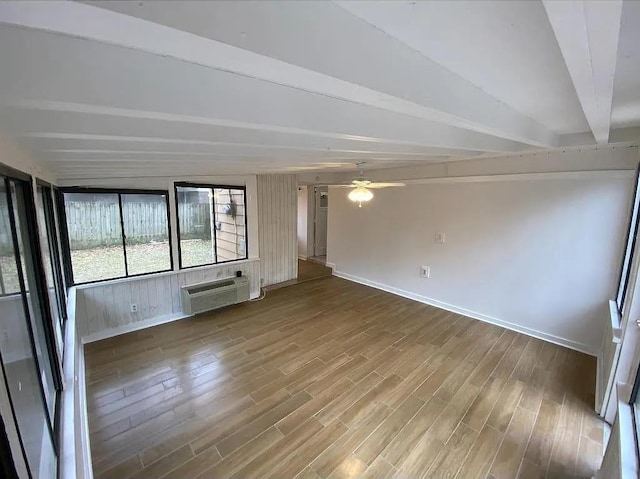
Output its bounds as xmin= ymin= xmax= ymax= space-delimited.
xmin=348 ymin=186 xmax=373 ymax=207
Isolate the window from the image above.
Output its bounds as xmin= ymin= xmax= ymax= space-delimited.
xmin=0 ymin=169 xmax=61 ymax=478
xmin=36 ymin=182 xmax=67 ymax=361
xmin=616 ymin=165 xmax=640 ymax=314
xmin=60 ymin=189 xmax=172 ymax=285
xmin=175 ymin=183 xmax=247 ymax=268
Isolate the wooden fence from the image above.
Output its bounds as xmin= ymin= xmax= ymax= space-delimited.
xmin=0 ymin=197 xmax=247 ymax=255
xmin=63 ymin=200 xmax=175 ymax=249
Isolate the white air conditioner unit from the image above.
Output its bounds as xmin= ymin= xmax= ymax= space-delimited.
xmin=181 ymin=276 xmax=250 ymax=315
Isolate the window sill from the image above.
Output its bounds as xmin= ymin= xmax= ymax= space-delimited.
xmin=75 ymin=257 xmax=260 ymax=290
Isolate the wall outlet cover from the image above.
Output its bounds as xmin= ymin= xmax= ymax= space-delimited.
xmin=130 ymin=303 xmax=138 ymax=313
xmin=435 ymin=233 xmax=446 ymax=244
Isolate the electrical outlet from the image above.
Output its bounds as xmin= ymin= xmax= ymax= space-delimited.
xmin=130 ymin=303 xmax=138 ymax=313
xmin=260 ymin=278 xmax=264 ymax=286
xmin=420 ymin=266 xmax=430 ymax=278
xmin=435 ymin=232 xmax=446 ymax=244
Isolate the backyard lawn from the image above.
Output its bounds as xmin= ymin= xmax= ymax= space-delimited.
xmin=0 ymin=239 xmax=237 ymax=289
xmin=69 ymin=240 xmax=214 ymax=284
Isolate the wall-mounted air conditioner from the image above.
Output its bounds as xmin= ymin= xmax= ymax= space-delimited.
xmin=181 ymin=276 xmax=250 ymax=315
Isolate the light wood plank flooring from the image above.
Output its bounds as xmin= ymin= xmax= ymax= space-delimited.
xmin=85 ymin=276 xmax=603 ymax=479
xmin=265 ymin=260 xmax=332 ymax=292
xmin=298 ymin=259 xmax=332 ymax=283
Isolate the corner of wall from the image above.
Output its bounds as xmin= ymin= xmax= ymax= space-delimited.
xmin=0 ymin=135 xmax=57 ymax=183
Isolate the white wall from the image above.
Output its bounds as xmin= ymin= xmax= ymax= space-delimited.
xmin=0 ymin=134 xmax=56 ymax=184
xmin=328 ymin=173 xmax=633 ymax=354
xmin=297 ymin=186 xmax=308 ymax=259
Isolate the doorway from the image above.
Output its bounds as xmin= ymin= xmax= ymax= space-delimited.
xmin=312 ymin=186 xmax=328 ymax=262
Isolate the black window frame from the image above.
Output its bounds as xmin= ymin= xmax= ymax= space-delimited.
xmin=36 ymin=179 xmax=67 ymax=328
xmin=616 ymin=164 xmax=640 ymax=315
xmin=0 ymin=163 xmax=63 ymax=475
xmin=629 ymin=364 xmax=640 ymax=466
xmin=0 ymin=414 xmax=19 ymax=479
xmin=57 ymin=187 xmax=174 ymax=286
xmin=174 ymin=182 xmax=249 ymax=270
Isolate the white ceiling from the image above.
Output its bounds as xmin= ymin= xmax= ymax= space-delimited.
xmin=0 ymin=0 xmax=638 ymax=180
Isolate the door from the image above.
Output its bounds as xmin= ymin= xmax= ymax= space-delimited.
xmin=314 ymin=186 xmax=328 ymax=256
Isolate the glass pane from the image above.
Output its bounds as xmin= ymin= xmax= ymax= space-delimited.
xmin=617 ymin=169 xmax=640 ymax=312
xmin=213 ymin=188 xmax=247 ymax=262
xmin=36 ymin=185 xmax=64 ymax=362
xmin=10 ymin=181 xmax=57 ymax=421
xmin=49 ymin=191 xmax=67 ymax=306
xmin=63 ymin=192 xmax=126 ymax=283
xmin=122 ymin=194 xmax=171 ymax=275
xmin=177 ymin=186 xmax=214 ymax=267
xmin=0 ymin=191 xmax=19 ymax=295
xmin=0 ymin=179 xmax=57 ymax=478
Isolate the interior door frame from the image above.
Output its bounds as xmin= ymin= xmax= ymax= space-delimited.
xmin=313 ymin=186 xmax=328 ymax=257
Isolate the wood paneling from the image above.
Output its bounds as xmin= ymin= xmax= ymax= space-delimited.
xmin=85 ymin=276 xmax=603 ymax=479
xmin=74 ymin=174 xmax=297 ymax=338
xmin=76 ymin=259 xmax=260 ymax=337
xmin=257 ymin=174 xmax=297 ymax=286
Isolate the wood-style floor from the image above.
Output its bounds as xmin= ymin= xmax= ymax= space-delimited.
xmin=265 ymin=260 xmax=332 ymax=292
xmin=297 ymin=259 xmax=332 ymax=283
xmin=85 ymin=276 xmax=603 ymax=479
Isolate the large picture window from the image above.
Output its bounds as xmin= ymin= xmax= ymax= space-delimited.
xmin=0 ymin=168 xmax=61 ymax=479
xmin=60 ymin=189 xmax=172 ymax=285
xmin=175 ymin=183 xmax=248 ymax=268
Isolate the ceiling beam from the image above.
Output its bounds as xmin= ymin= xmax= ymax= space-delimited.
xmin=543 ymin=0 xmax=623 ymax=144
xmin=0 ymin=0 xmax=557 ymax=148
xmin=0 ymin=104 xmax=474 ymax=157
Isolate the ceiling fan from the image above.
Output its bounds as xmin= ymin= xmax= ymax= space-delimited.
xmin=334 ymin=163 xmax=405 ymax=207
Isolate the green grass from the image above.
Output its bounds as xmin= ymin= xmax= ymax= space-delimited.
xmin=0 ymin=239 xmax=239 ymax=290
xmin=69 ymin=241 xmax=205 ymax=284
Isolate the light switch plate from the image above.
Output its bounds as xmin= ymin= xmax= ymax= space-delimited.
xmin=435 ymin=232 xmax=446 ymax=244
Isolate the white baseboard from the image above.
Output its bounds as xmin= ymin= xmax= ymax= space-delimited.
xmin=82 ymin=313 xmax=189 ymax=344
xmin=298 ymin=254 xmax=308 ymax=260
xmin=333 ymin=269 xmax=599 ymax=357
xmin=326 ymin=261 xmax=336 ymax=271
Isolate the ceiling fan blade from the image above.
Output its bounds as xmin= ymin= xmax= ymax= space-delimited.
xmin=351 ymin=179 xmax=372 ymax=187
xmin=367 ymin=182 xmax=406 ymax=188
